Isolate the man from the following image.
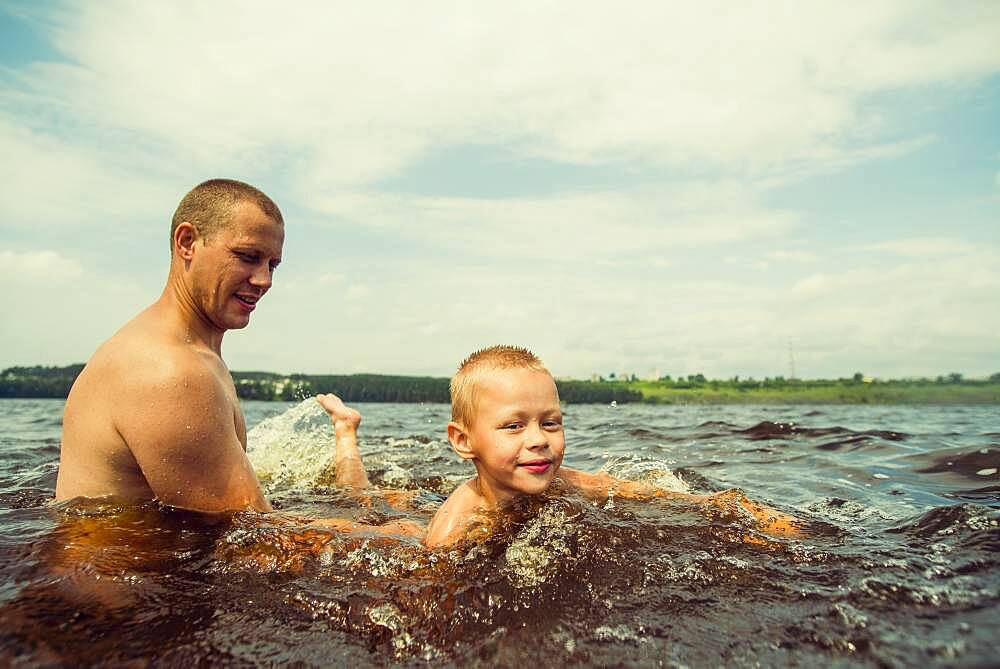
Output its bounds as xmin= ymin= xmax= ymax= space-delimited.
xmin=55 ymin=179 xmax=282 ymax=513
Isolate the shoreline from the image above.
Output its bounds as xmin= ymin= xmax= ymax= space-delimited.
xmin=3 ymin=365 xmax=997 ymax=405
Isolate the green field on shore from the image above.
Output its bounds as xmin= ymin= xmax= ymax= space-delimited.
xmin=625 ymin=379 xmax=1000 ymax=404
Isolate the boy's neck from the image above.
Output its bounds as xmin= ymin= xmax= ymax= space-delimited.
xmin=472 ymin=475 xmax=523 ymax=510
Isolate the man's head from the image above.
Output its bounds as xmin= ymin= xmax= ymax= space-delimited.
xmin=170 ymin=179 xmax=284 ymax=332
xmin=170 ymin=179 xmax=283 ymax=253
xmin=448 ymin=346 xmax=565 ymax=504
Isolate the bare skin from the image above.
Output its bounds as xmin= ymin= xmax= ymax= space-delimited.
xmin=56 ymin=201 xmax=282 ymax=513
xmin=312 ymin=393 xmax=424 ymax=537
xmin=315 ymin=379 xmax=802 ymax=549
xmin=316 ymin=393 xmax=369 ymax=490
xmin=423 ymin=368 xmax=802 ymax=547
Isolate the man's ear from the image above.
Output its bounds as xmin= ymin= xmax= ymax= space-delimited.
xmin=173 ymin=222 xmax=199 ymax=260
xmin=447 ymin=421 xmax=476 ymax=461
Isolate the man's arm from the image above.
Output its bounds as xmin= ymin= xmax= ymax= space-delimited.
xmin=558 ymin=466 xmax=801 ymax=537
xmin=116 ymin=360 xmax=271 ymax=513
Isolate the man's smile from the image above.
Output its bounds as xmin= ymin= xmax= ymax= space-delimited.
xmin=234 ymin=293 xmax=260 ymax=311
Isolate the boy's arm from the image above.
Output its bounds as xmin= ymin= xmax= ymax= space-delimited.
xmin=558 ymin=467 xmax=801 ymax=537
xmin=558 ymin=467 xmax=670 ymax=500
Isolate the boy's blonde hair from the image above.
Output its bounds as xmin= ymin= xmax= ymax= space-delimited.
xmin=450 ymin=345 xmax=550 ymax=425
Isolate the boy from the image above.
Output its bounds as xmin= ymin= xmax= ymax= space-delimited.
xmin=317 ymin=345 xmax=801 ymax=548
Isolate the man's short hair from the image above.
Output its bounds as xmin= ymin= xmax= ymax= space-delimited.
xmin=450 ymin=345 xmax=550 ymax=425
xmin=170 ymin=178 xmax=283 ymax=252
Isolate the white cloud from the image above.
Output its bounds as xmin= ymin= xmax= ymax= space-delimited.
xmin=767 ymin=250 xmax=820 ymax=263
xmin=2 ymin=2 xmax=999 ymax=378
xmin=0 ymin=247 xmax=152 ymax=366
xmin=305 ymin=187 xmax=799 ymax=261
xmin=223 ymin=240 xmax=1000 ymax=379
xmin=857 ymin=237 xmax=979 ymax=258
xmin=0 ymin=248 xmax=82 ymax=280
xmin=7 ymin=2 xmax=998 ymax=190
xmin=0 ymin=117 xmax=176 ymax=231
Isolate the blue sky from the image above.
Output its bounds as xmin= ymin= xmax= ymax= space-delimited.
xmin=1 ymin=2 xmax=998 ymax=379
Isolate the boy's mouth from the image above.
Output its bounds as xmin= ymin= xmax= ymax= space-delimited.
xmin=517 ymin=459 xmax=552 ymax=474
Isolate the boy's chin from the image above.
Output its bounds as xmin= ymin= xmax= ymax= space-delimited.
xmin=514 ymin=476 xmax=556 ymax=496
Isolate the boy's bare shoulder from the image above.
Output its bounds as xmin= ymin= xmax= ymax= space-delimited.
xmin=424 ymin=479 xmax=485 ymax=548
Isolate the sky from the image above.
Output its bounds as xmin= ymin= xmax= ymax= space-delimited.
xmin=1 ymin=1 xmax=998 ymax=380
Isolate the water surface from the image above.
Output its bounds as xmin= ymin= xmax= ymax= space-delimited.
xmin=0 ymin=399 xmax=997 ymax=666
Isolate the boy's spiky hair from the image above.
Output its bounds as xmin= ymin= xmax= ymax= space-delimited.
xmin=450 ymin=345 xmax=550 ymax=425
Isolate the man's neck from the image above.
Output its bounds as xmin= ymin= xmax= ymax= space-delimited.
xmin=158 ymin=274 xmax=226 ymax=355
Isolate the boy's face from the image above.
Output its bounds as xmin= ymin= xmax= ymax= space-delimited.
xmin=449 ymin=367 xmax=565 ymax=505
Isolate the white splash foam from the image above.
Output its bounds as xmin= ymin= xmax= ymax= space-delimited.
xmin=503 ymin=505 xmax=576 ymax=588
xmin=246 ymin=398 xmax=335 ymax=490
xmin=602 ymin=456 xmax=690 ymax=493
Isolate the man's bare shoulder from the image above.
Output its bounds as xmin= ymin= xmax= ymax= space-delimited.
xmin=57 ymin=307 xmax=220 ymax=501
xmin=424 ymin=479 xmax=485 ymax=548
xmin=77 ymin=325 xmax=229 ymax=422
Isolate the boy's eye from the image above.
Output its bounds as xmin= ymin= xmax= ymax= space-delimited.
xmin=543 ymin=420 xmax=563 ymax=429
xmin=501 ymin=423 xmax=523 ymax=431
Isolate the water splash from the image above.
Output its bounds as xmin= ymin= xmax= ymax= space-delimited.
xmin=602 ymin=455 xmax=690 ymax=493
xmin=503 ymin=504 xmax=578 ymax=588
xmin=246 ymin=398 xmax=335 ymax=491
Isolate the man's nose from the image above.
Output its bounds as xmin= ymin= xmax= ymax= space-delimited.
xmin=249 ymin=263 xmax=273 ymax=290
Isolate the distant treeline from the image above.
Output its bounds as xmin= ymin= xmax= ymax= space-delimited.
xmin=3 ymin=365 xmax=998 ymax=404
xmin=0 ymin=365 xmax=641 ymax=404
xmin=0 ymin=364 xmax=85 ymax=398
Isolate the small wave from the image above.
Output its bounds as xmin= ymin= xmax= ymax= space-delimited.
xmin=888 ymin=504 xmax=999 ymax=545
xmin=914 ymin=446 xmax=1000 ymax=479
xmin=815 ymin=435 xmax=874 ymax=451
xmin=946 ymin=485 xmax=1000 ymax=504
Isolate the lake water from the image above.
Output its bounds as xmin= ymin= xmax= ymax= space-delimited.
xmin=0 ymin=398 xmax=997 ymax=666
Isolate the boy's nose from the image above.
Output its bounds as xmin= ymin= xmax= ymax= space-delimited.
xmin=525 ymin=423 xmax=548 ymax=450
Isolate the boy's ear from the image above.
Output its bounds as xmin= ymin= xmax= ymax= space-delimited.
xmin=447 ymin=421 xmax=476 ymax=461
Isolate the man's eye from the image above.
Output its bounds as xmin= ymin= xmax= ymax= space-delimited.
xmin=269 ymin=262 xmax=280 ymax=272
xmin=236 ymin=252 xmax=258 ymax=263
